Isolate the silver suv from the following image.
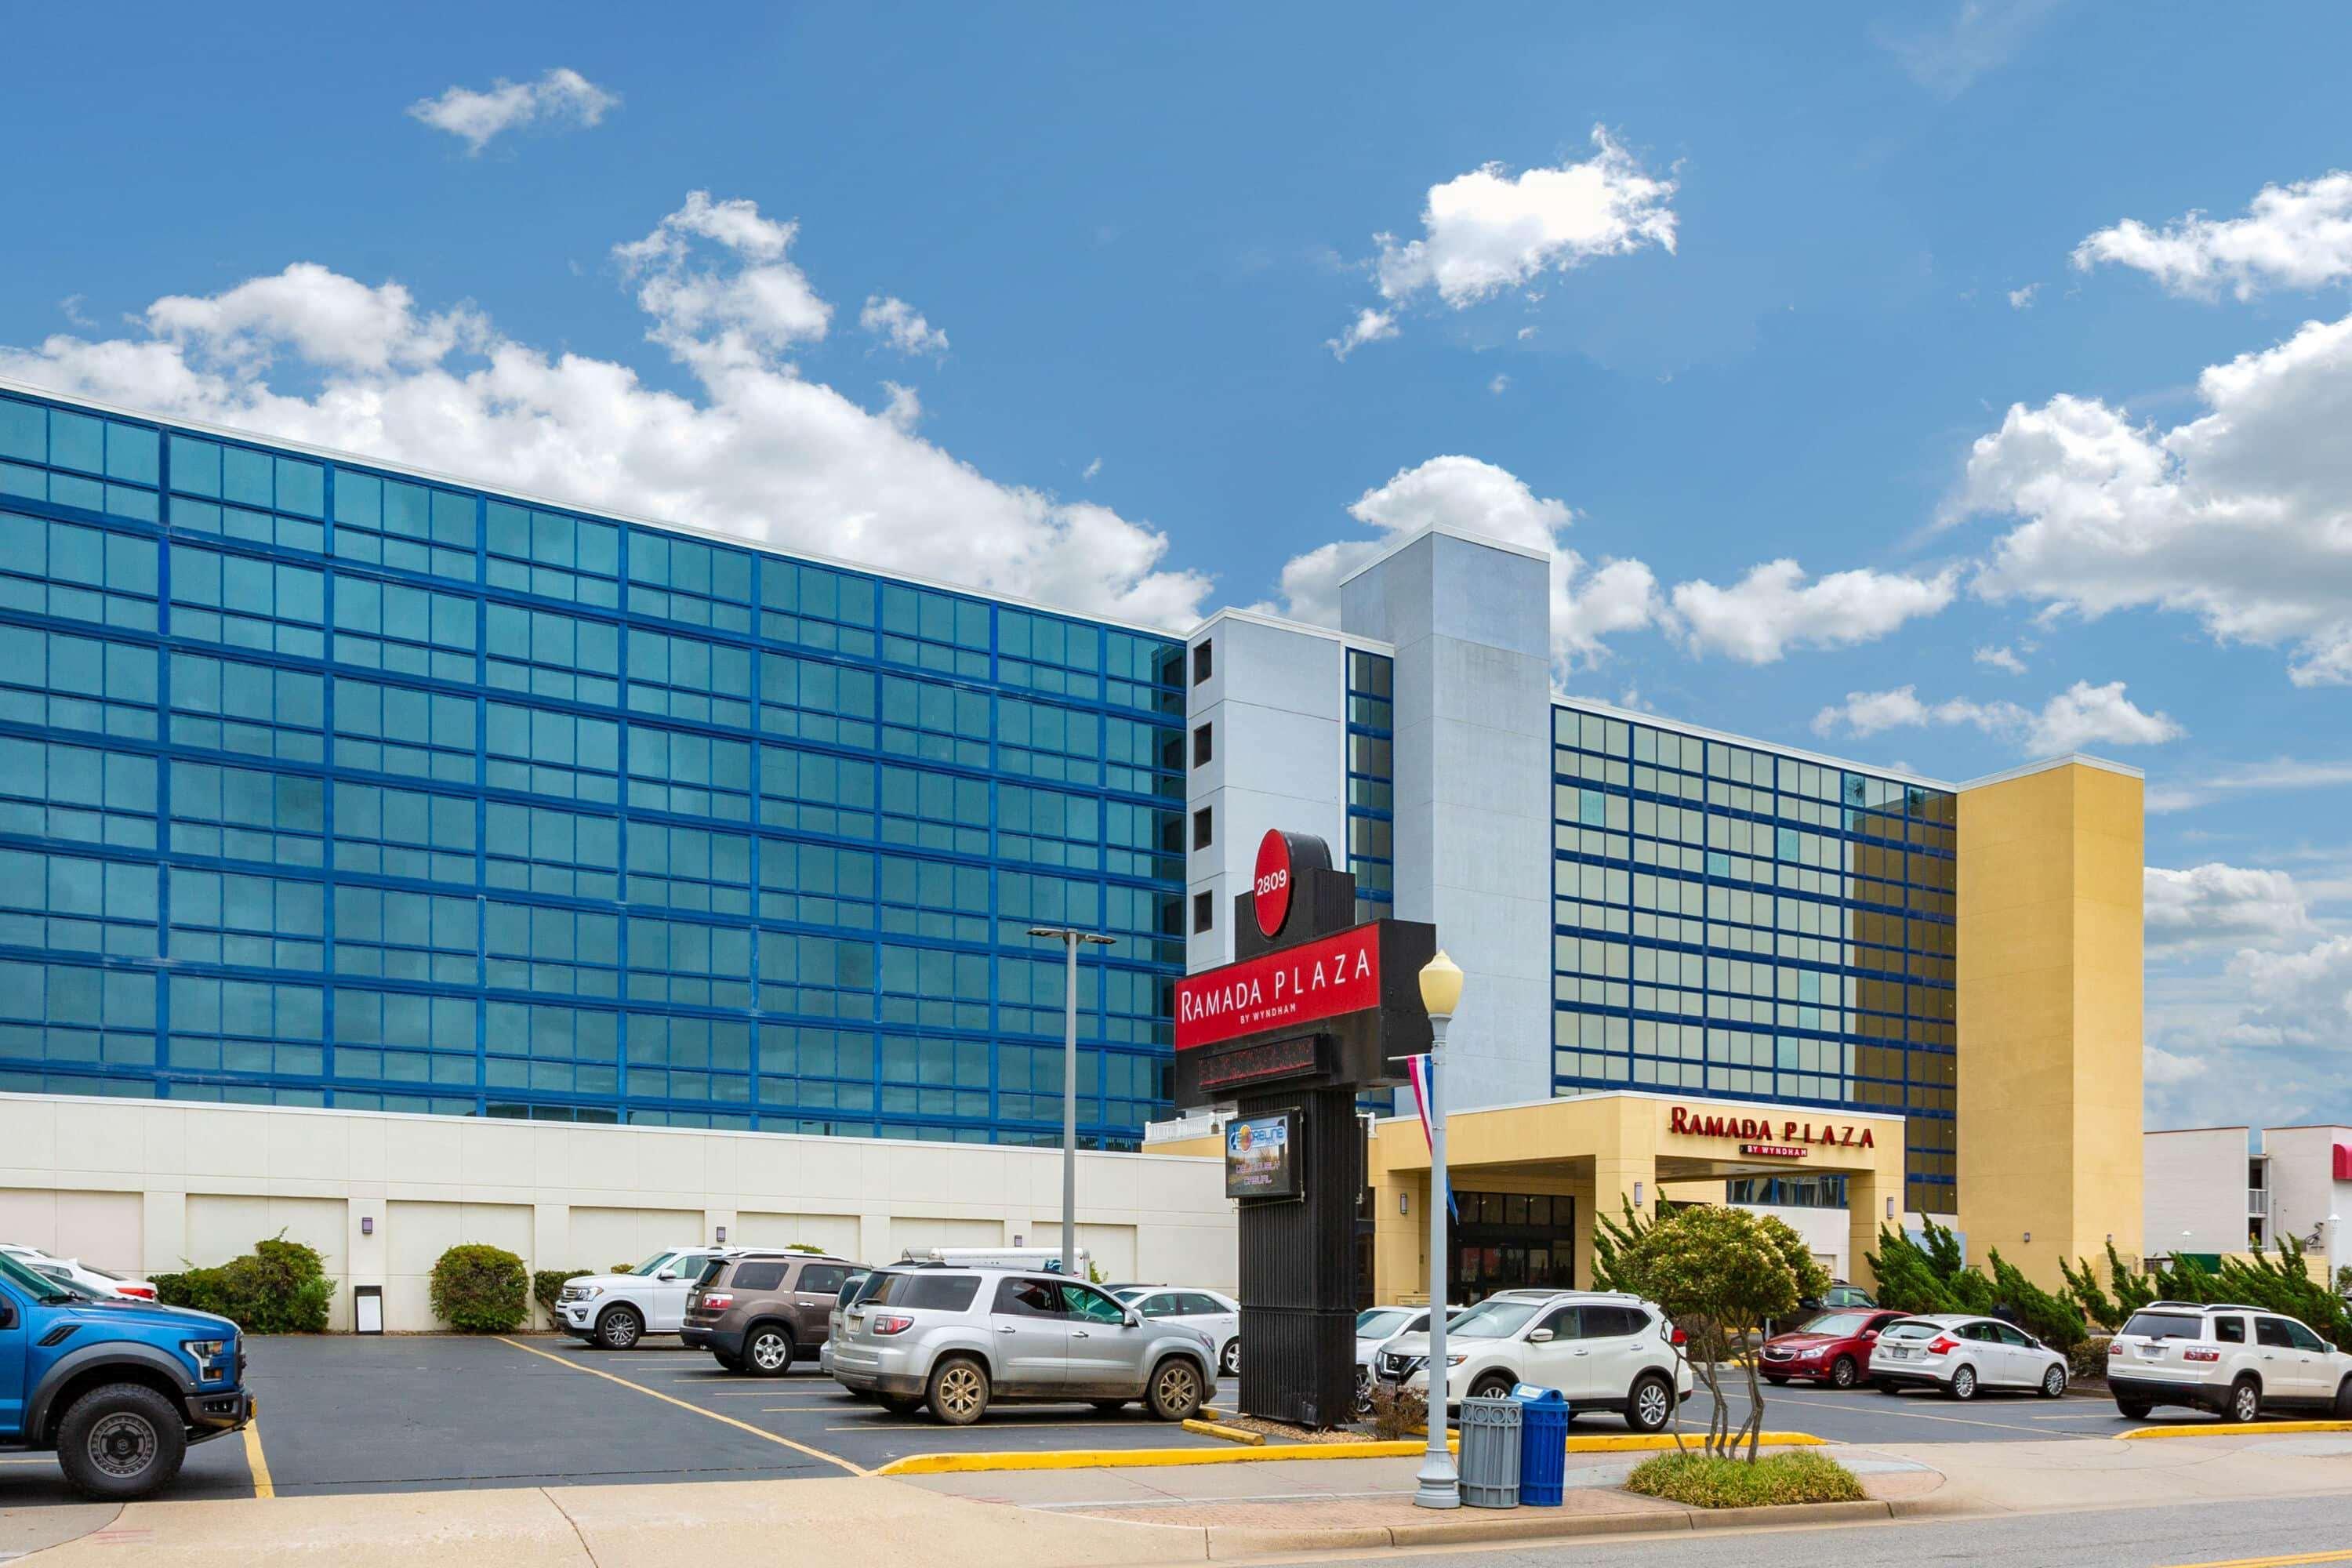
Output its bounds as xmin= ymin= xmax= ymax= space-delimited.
xmin=829 ymin=1266 xmax=1217 ymax=1426
xmin=2107 ymin=1301 xmax=2352 ymax=1422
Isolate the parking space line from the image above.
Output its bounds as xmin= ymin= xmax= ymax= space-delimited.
xmin=243 ymin=1418 xmax=275 ymax=1499
xmin=1715 ymin=1387 xmax=2101 ymax=1439
xmin=495 ymin=1337 xmax=868 ymax=1476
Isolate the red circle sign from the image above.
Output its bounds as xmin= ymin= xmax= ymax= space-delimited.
xmin=1253 ymin=829 xmax=1294 ymax=938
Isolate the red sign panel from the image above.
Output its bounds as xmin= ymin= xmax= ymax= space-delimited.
xmin=1252 ymin=829 xmax=1294 ymax=938
xmin=1176 ymin=922 xmax=1381 ymax=1051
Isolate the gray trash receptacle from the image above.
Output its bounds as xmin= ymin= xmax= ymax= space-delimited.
xmin=1457 ymin=1396 xmax=1523 ymax=1508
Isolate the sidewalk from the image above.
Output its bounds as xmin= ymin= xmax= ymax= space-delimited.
xmin=9 ymin=1429 xmax=2352 ymax=1566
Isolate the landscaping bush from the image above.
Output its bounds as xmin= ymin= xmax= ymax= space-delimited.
xmin=1367 ymin=1381 xmax=1427 ymax=1441
xmin=1625 ymin=1450 xmax=1866 ymax=1509
xmin=153 ymin=1234 xmax=332 ymax=1334
xmin=532 ymin=1269 xmax=592 ymax=1324
xmin=2069 ymin=1335 xmax=2112 ymax=1382
xmin=430 ymin=1244 xmax=528 ymax=1333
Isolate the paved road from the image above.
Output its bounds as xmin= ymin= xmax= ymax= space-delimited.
xmin=0 ymin=1334 xmax=2247 ymax=1506
xmin=1363 ymin=1493 xmax=2352 ymax=1567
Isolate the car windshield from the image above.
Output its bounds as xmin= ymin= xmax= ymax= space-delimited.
xmin=1446 ymin=1299 xmax=1544 ymax=1340
xmin=2122 ymin=1311 xmax=2205 ymax=1341
xmin=835 ymin=1271 xmax=870 ymax=1305
xmin=1798 ymin=1312 xmax=1874 ymax=1337
xmin=1114 ymin=1288 xmax=1149 ymax=1304
xmin=33 ymin=1264 xmax=104 ymax=1301
xmin=627 ymin=1250 xmax=677 ymax=1276
xmin=862 ymin=1271 xmax=980 ymax=1312
xmin=1356 ymin=1308 xmax=1412 ymax=1338
xmin=1878 ymin=1319 xmax=1941 ymax=1341
xmin=0 ymin=1251 xmax=79 ymax=1301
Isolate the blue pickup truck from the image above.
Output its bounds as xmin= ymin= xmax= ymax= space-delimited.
xmin=0 ymin=1248 xmax=253 ymax=1498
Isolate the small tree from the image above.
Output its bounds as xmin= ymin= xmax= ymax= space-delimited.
xmin=430 ymin=1243 xmax=528 ymax=1333
xmin=1626 ymin=1205 xmax=1827 ymax=1461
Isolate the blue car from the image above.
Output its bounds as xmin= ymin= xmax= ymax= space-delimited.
xmin=0 ymin=1248 xmax=252 ymax=1498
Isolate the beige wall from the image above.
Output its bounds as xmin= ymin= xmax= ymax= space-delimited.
xmin=1957 ymin=758 xmax=2146 ymax=1287
xmin=0 ymin=1092 xmax=1236 ymax=1330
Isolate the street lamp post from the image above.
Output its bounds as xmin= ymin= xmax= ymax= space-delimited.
xmin=1029 ymin=926 xmax=1116 ymax=1277
xmin=1414 ymin=949 xmax=1465 ymax=1512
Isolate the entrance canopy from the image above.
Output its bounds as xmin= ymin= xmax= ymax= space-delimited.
xmin=1365 ymin=1090 xmax=1907 ymax=1302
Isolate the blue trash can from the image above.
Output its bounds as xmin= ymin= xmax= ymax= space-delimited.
xmin=1515 ymin=1385 xmax=1570 ymax=1507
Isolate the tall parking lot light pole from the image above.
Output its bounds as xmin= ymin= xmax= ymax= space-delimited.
xmin=1414 ymin=949 xmax=1465 ymax=1512
xmin=1029 ymin=926 xmax=1116 ymax=1278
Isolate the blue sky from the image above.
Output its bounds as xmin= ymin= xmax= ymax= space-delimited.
xmin=3 ymin=1 xmax=2350 ymax=1128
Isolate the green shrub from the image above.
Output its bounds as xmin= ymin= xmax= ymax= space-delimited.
xmin=154 ymin=1234 xmax=332 ymax=1334
xmin=611 ymin=1261 xmax=637 ymax=1275
xmin=1625 ymin=1450 xmax=1866 ymax=1508
xmin=430 ymin=1244 xmax=528 ymax=1333
xmin=1367 ymin=1381 xmax=1427 ymax=1441
xmin=532 ymin=1269 xmax=592 ymax=1323
xmin=2069 ymin=1335 xmax=2111 ymax=1381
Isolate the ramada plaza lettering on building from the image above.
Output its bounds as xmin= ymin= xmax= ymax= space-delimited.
xmin=1669 ymin=1105 xmax=1875 ymax=1151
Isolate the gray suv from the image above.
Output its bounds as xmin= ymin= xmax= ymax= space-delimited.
xmin=681 ymin=1251 xmax=858 ymax=1375
xmin=829 ymin=1267 xmax=1216 ymax=1426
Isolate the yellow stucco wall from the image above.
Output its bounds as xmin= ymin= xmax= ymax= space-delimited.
xmin=1957 ymin=760 xmax=2144 ymax=1287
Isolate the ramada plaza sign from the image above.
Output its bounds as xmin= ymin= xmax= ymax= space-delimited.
xmin=1668 ymin=1105 xmax=1877 ymax=1156
xmin=1175 ymin=923 xmax=1379 ymax=1051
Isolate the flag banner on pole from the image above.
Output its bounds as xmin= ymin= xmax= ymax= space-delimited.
xmin=1405 ymin=1053 xmax=1458 ymax=1222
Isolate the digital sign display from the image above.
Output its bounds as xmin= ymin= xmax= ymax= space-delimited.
xmin=1225 ymin=1112 xmax=1298 ymax=1200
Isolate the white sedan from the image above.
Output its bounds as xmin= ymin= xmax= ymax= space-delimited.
xmin=1116 ymin=1287 xmax=1240 ymax=1377
xmin=1870 ymin=1313 xmax=2070 ymax=1401
xmin=1354 ymin=1304 xmax=1463 ymax=1415
xmin=2 ymin=1245 xmax=158 ymax=1301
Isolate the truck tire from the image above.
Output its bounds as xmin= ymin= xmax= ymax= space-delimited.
xmin=1146 ymin=1356 xmax=1204 ymax=1421
xmin=745 ymin=1325 xmax=796 ymax=1377
xmin=927 ymin=1357 xmax=991 ymax=1425
xmin=56 ymin=1383 xmax=188 ymax=1501
xmin=597 ymin=1305 xmax=644 ymax=1350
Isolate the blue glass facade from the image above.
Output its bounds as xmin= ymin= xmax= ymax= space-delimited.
xmin=1344 ymin=648 xmax=1394 ymax=924
xmin=0 ymin=389 xmax=1187 ymax=1148
xmin=1548 ymin=703 xmax=1959 ymax=1214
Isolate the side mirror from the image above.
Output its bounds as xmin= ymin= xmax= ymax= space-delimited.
xmin=1124 ymin=1309 xmax=1142 ymax=1329
xmin=1527 ymin=1328 xmax=1555 ymax=1344
xmin=655 ymin=1270 xmax=677 ymax=1282
xmin=1861 ymin=1330 xmax=1878 ymax=1342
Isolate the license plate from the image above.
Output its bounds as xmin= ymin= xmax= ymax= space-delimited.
xmin=1886 ymin=1347 xmax=1911 ymax=1359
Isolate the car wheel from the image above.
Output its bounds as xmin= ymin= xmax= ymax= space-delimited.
xmin=927 ymin=1357 xmax=990 ymax=1426
xmin=1830 ymin=1356 xmax=1860 ymax=1390
xmin=1219 ymin=1338 xmax=1240 ymax=1378
xmin=2336 ymin=1378 xmax=2352 ymax=1419
xmin=2115 ymin=1397 xmax=2152 ymax=1420
xmin=1625 ymin=1374 xmax=1674 ymax=1434
xmin=1148 ymin=1356 xmax=1205 ymax=1421
xmin=2222 ymin=1377 xmax=2261 ymax=1425
xmin=2040 ymin=1363 xmax=2067 ymax=1399
xmin=56 ymin=1384 xmax=187 ymax=1501
xmin=1468 ymin=1371 xmax=1515 ymax=1400
xmin=1947 ymin=1364 xmax=1977 ymax=1402
xmin=746 ymin=1326 xmax=796 ymax=1377
xmin=597 ymin=1305 xmax=644 ymax=1350
xmin=1090 ymin=1399 xmax=1128 ymax=1414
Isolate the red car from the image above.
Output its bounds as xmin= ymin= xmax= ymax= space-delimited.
xmin=1759 ymin=1308 xmax=1907 ymax=1388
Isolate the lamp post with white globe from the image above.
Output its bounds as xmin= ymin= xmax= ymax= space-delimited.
xmin=1414 ymin=949 xmax=1465 ymax=1511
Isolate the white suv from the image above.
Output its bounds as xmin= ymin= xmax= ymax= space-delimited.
xmin=2107 ymin=1301 xmax=2352 ymax=1423
xmin=556 ymin=1247 xmax=735 ymax=1349
xmin=1374 ymin=1290 xmax=1693 ymax=1433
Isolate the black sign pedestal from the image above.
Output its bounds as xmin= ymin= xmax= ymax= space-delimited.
xmin=1174 ymin=831 xmax=1434 ymax=1429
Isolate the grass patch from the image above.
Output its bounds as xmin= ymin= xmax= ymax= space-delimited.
xmin=1624 ymin=1450 xmax=1866 ymax=1509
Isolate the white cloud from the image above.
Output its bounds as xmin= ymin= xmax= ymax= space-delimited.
xmin=1488 ymin=373 xmax=1511 ymax=395
xmin=1333 ymin=128 xmax=1675 ymax=352
xmin=2143 ymin=1045 xmax=2208 ymax=1087
xmin=1957 ymin=308 xmax=2352 ymax=685
xmin=2144 ymin=863 xmax=2319 ymax=954
xmin=0 ymin=194 xmax=1210 ymax=630
xmin=1873 ymin=0 xmax=2064 ymax=99
xmin=1973 ymin=644 xmax=2027 ymax=673
xmin=858 ymin=295 xmax=949 ymax=357
xmin=406 ymin=67 xmax=617 ymax=154
xmin=2144 ymin=757 xmax=2352 ymax=815
xmin=1670 ymin=560 xmax=1958 ymax=664
xmin=1327 ymin=308 xmax=1397 ymax=361
xmin=1265 ymin=456 xmax=1665 ymax=678
xmin=1082 ymin=457 xmax=1102 ymax=481
xmin=1811 ymin=678 xmax=2183 ymax=753
xmin=2073 ymin=170 xmax=2352 ymax=300
xmin=2223 ymin=935 xmax=2352 ymax=1048
xmin=2008 ymin=284 xmax=2040 ymax=310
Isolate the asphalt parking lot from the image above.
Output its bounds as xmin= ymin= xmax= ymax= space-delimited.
xmin=0 ymin=1335 xmax=2234 ymax=1506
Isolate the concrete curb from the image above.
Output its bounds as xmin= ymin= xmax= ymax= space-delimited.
xmin=1181 ymin=1418 xmax=1265 ymax=1446
xmin=2119 ymin=1418 xmax=2352 ymax=1441
xmin=876 ymin=1432 xmax=1824 ymax=1476
xmin=1189 ymin=1496 xmax=1933 ymax=1556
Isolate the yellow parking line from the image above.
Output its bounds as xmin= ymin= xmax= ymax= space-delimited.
xmin=243 ymin=1420 xmax=274 ymax=1500
xmin=2160 ymin=1552 xmax=2352 ymax=1567
xmin=496 ymin=1337 xmax=866 ymax=1476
